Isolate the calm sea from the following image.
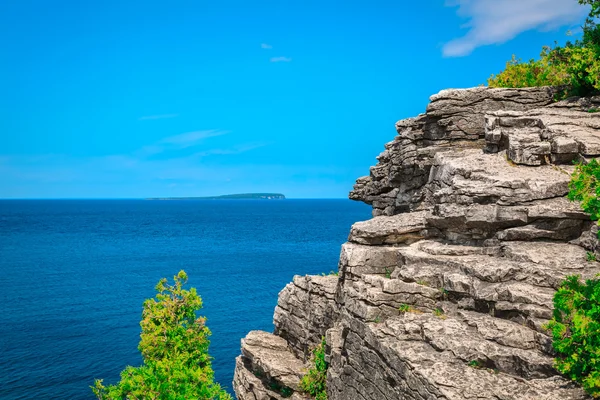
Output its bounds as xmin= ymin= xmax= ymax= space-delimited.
xmin=0 ymin=199 xmax=371 ymax=399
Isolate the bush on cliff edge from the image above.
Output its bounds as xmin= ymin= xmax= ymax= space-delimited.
xmin=488 ymin=0 xmax=600 ymax=98
xmin=544 ymin=159 xmax=600 ymax=397
xmin=92 ymin=270 xmax=231 ymax=400
xmin=569 ymin=158 xmax=600 ymax=236
xmin=546 ymin=276 xmax=600 ymax=397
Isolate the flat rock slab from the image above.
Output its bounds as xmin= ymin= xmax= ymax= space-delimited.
xmin=348 ymin=211 xmax=428 ymax=245
xmin=239 ymin=331 xmax=307 ymax=392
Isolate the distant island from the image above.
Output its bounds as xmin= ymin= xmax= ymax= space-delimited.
xmin=146 ymin=193 xmax=286 ymax=200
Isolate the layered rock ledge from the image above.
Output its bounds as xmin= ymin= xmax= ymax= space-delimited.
xmin=233 ymin=87 xmax=600 ymax=400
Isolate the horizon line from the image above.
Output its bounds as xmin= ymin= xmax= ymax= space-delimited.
xmin=0 ymin=197 xmax=353 ymax=200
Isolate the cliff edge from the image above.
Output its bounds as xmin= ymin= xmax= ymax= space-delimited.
xmin=232 ymin=87 xmax=600 ymax=400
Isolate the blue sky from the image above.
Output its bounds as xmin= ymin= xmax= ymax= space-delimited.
xmin=0 ymin=0 xmax=590 ymax=198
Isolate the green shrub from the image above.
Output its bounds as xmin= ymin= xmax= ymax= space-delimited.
xmin=488 ymin=0 xmax=600 ymax=98
xmin=398 ymin=304 xmax=411 ymax=313
xmin=300 ymin=338 xmax=328 ymax=399
xmin=487 ymin=50 xmax=569 ymax=89
xmin=560 ymin=45 xmax=600 ymax=96
xmin=91 ymin=271 xmax=231 ymax=400
xmin=545 ymin=275 xmax=600 ymax=397
xmin=568 ymin=159 xmax=600 ymax=237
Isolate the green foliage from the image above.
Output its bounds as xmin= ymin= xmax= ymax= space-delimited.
xmin=384 ymin=268 xmax=392 ymax=279
xmin=568 ymin=159 xmax=600 ymax=237
xmin=488 ymin=1 xmax=600 ymax=97
xmin=300 ymin=338 xmax=328 ymax=400
xmin=398 ymin=304 xmax=411 ymax=313
xmin=92 ymin=271 xmax=232 ymax=400
xmin=433 ymin=308 xmax=446 ymax=318
xmin=580 ymin=0 xmax=600 ymax=18
xmin=487 ymin=50 xmax=570 ymax=90
xmin=590 ymin=108 xmax=600 ymax=113
xmin=579 ymin=0 xmax=600 ymax=45
xmin=468 ymin=360 xmax=481 ymax=368
xmin=588 ymin=251 xmax=598 ymax=262
xmin=545 ymin=275 xmax=600 ymax=397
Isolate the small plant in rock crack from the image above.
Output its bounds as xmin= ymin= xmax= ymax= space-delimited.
xmin=300 ymin=338 xmax=328 ymax=400
xmin=398 ymin=304 xmax=412 ymax=313
xmin=468 ymin=360 xmax=481 ymax=369
xmin=589 ymin=108 xmax=600 ymax=113
xmin=439 ymin=288 xmax=449 ymax=299
xmin=433 ymin=308 xmax=446 ymax=319
xmin=416 ymin=280 xmax=428 ymax=286
xmin=384 ymin=268 xmax=392 ymax=279
xmin=587 ymin=251 xmax=597 ymax=262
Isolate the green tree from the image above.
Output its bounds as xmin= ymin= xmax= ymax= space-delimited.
xmin=579 ymin=0 xmax=600 ymax=43
xmin=92 ymin=271 xmax=232 ymax=400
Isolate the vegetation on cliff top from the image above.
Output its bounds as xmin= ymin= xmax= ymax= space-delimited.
xmin=488 ymin=0 xmax=600 ymax=98
xmin=92 ymin=271 xmax=231 ymax=400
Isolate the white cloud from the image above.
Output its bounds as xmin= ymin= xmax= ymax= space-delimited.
xmin=133 ymin=130 xmax=228 ymax=157
xmin=159 ymin=130 xmax=228 ymax=146
xmin=261 ymin=43 xmax=273 ymax=49
xmin=443 ymin=0 xmax=588 ymax=57
xmin=270 ymin=56 xmax=292 ymax=62
xmin=138 ymin=113 xmax=179 ymax=120
xmin=192 ymin=142 xmax=270 ymax=157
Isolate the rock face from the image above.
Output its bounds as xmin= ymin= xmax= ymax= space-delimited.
xmin=233 ymin=87 xmax=600 ymax=400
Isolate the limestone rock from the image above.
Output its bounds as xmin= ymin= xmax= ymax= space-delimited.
xmin=233 ymin=331 xmax=310 ymax=400
xmin=273 ymin=275 xmax=338 ymax=360
xmin=349 ymin=87 xmax=560 ymax=216
xmin=233 ymin=88 xmax=599 ymax=400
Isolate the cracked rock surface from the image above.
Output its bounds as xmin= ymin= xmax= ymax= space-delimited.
xmin=233 ymin=87 xmax=600 ymax=399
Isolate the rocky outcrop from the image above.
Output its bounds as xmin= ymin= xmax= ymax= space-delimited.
xmin=233 ymin=88 xmax=600 ymax=400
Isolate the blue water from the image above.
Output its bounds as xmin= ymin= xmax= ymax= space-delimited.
xmin=0 ymin=199 xmax=370 ymax=399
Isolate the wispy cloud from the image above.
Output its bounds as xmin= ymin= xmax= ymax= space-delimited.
xmin=0 ymin=130 xmax=273 ymax=196
xmin=138 ymin=113 xmax=179 ymax=120
xmin=443 ymin=0 xmax=587 ymax=57
xmin=261 ymin=43 xmax=273 ymax=49
xmin=192 ymin=142 xmax=270 ymax=157
xmin=134 ymin=129 xmax=229 ymax=157
xmin=160 ymin=130 xmax=228 ymax=146
xmin=270 ymin=56 xmax=292 ymax=63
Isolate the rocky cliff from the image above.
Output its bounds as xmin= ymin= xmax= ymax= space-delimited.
xmin=232 ymin=87 xmax=600 ymax=400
